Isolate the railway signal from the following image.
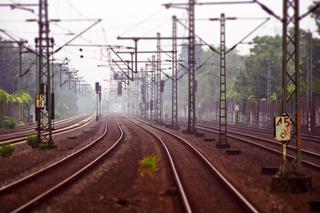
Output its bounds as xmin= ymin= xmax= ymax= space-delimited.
xmin=95 ymin=82 xmax=101 ymax=121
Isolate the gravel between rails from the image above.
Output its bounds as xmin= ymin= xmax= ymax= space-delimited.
xmin=34 ymin=115 xmax=181 ymax=213
xmin=0 ymin=116 xmax=103 ymax=188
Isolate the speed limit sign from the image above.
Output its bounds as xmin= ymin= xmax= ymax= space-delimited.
xmin=274 ymin=115 xmax=291 ymax=142
xmin=36 ymin=94 xmax=45 ymax=109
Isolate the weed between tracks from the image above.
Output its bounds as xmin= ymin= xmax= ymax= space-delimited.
xmin=0 ymin=144 xmax=15 ymax=158
xmin=26 ymin=134 xmax=50 ymax=150
xmin=139 ymin=155 xmax=159 ymax=177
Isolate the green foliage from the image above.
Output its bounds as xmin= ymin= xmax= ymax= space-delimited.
xmin=9 ymin=91 xmax=33 ymax=105
xmin=37 ymin=143 xmax=48 ymax=151
xmin=17 ymin=121 xmax=25 ymax=127
xmin=269 ymin=92 xmax=277 ymax=102
xmin=1 ymin=116 xmax=15 ymax=128
xmin=139 ymin=155 xmax=159 ymax=176
xmin=26 ymin=134 xmax=39 ymax=147
xmin=0 ymin=89 xmax=9 ymax=105
xmin=0 ymin=144 xmax=15 ymax=158
xmin=310 ymin=1 xmax=320 ymax=34
xmin=248 ymin=95 xmax=256 ymax=102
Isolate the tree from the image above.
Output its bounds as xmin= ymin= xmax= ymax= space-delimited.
xmin=310 ymin=1 xmax=320 ymax=33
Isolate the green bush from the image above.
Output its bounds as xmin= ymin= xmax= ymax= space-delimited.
xmin=0 ymin=144 xmax=15 ymax=158
xmin=139 ymin=155 xmax=159 ymax=176
xmin=26 ymin=134 xmax=39 ymax=147
xmin=17 ymin=121 xmax=25 ymax=127
xmin=37 ymin=143 xmax=48 ymax=151
xmin=2 ymin=116 xmax=15 ymax=129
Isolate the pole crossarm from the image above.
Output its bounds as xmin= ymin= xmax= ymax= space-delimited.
xmin=117 ymin=36 xmax=189 ymax=40
xmin=53 ymin=19 xmax=102 ymax=54
xmin=163 ymin=1 xmax=254 ymax=8
xmin=112 ymin=60 xmax=133 ymax=81
xmin=109 ymin=47 xmax=133 ymax=72
xmin=116 ymin=50 xmax=175 ymax=54
xmin=176 ymin=18 xmax=220 ymax=54
xmin=226 ymin=17 xmax=270 ymax=54
xmin=254 ymin=0 xmax=282 ymax=21
xmin=66 ymin=44 xmax=134 ymax=49
xmin=299 ymin=3 xmax=320 ymax=20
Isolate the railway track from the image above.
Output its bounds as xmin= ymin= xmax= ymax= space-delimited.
xmin=0 ymin=115 xmax=93 ymax=146
xmin=179 ymin=122 xmax=320 ymax=170
xmin=0 ymin=117 xmax=124 ymax=213
xmin=199 ymin=120 xmax=320 ymax=143
xmin=0 ymin=114 xmax=87 ymax=137
xmin=128 ymin=117 xmax=258 ymax=213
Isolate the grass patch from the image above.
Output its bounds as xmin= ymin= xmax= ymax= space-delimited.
xmin=37 ymin=143 xmax=49 ymax=151
xmin=0 ymin=144 xmax=15 ymax=158
xmin=139 ymin=155 xmax=159 ymax=176
xmin=2 ymin=116 xmax=15 ymax=129
xmin=26 ymin=134 xmax=39 ymax=147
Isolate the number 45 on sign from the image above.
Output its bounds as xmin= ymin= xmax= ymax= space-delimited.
xmin=274 ymin=115 xmax=291 ymax=142
xmin=36 ymin=94 xmax=45 ymax=109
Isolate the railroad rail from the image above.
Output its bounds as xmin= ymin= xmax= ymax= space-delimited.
xmin=182 ymin=122 xmax=320 ymax=170
xmin=198 ymin=120 xmax=320 ymax=143
xmin=0 ymin=118 xmax=124 ymax=212
xmin=0 ymin=114 xmax=88 ymax=136
xmin=128 ymin=117 xmax=259 ymax=213
xmin=0 ymin=115 xmax=93 ymax=146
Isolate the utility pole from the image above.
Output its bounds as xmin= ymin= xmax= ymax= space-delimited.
xmin=171 ymin=15 xmax=179 ymax=129
xmin=156 ymin=32 xmax=163 ymax=123
xmin=151 ymin=55 xmax=156 ymax=121
xmin=269 ymin=0 xmax=312 ymax=192
xmin=266 ymin=60 xmax=271 ymax=128
xmin=117 ymin=34 xmax=187 ymax=123
xmin=210 ymin=13 xmax=236 ymax=148
xmin=35 ymin=0 xmax=54 ymax=147
xmin=218 ymin=13 xmax=228 ymax=148
xmin=305 ymin=32 xmax=313 ymax=133
xmin=185 ymin=0 xmax=197 ymax=134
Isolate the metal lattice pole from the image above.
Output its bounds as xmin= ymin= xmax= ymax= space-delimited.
xmin=186 ymin=0 xmax=197 ymax=133
xmin=172 ymin=15 xmax=179 ymax=129
xmin=36 ymin=0 xmax=54 ymax=147
xmin=280 ymin=0 xmax=302 ymax=175
xmin=217 ymin=13 xmax=229 ymax=148
xmin=145 ymin=64 xmax=149 ymax=119
xmin=151 ymin=55 xmax=156 ymax=121
xmin=305 ymin=32 xmax=313 ymax=133
xmin=156 ymin=32 xmax=161 ymax=123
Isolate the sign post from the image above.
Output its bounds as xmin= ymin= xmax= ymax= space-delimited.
xmin=274 ymin=115 xmax=291 ymax=176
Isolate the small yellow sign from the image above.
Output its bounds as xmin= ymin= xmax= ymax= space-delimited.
xmin=274 ymin=116 xmax=291 ymax=142
xmin=36 ymin=94 xmax=45 ymax=108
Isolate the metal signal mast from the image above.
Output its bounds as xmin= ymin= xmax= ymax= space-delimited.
xmin=35 ymin=0 xmax=54 ymax=147
xmin=186 ymin=0 xmax=197 ymax=133
xmin=171 ymin=15 xmax=179 ymax=129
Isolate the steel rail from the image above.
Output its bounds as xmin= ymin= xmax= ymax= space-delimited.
xmin=0 ymin=113 xmax=88 ymax=137
xmin=195 ymin=123 xmax=320 ymax=160
xmin=3 ymin=119 xmax=123 ymax=212
xmin=132 ymin=117 xmax=259 ymax=213
xmin=199 ymin=121 xmax=320 ymax=143
xmin=192 ymin=124 xmax=320 ymax=170
xmin=126 ymin=117 xmax=192 ymax=213
xmin=0 ymin=115 xmax=93 ymax=146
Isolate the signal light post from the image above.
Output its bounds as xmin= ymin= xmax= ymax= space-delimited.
xmin=95 ymin=82 xmax=100 ymax=121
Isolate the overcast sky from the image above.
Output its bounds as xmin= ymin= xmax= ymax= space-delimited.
xmin=0 ymin=0 xmax=318 ymax=87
